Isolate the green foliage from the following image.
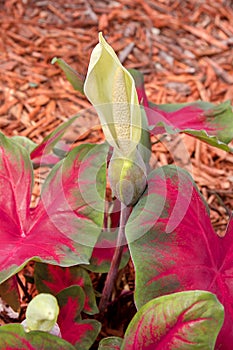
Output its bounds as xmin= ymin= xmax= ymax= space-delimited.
xmin=0 ymin=324 xmax=76 ymax=349
xmin=1 ymin=33 xmax=233 ymax=350
xmin=122 ymin=291 xmax=224 ymax=349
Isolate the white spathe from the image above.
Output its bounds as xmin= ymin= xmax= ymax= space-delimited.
xmin=84 ymin=32 xmax=141 ymax=156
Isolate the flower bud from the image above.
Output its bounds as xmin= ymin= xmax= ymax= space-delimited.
xmin=24 ymin=293 xmax=59 ymax=333
xmin=108 ymin=148 xmax=147 ymax=206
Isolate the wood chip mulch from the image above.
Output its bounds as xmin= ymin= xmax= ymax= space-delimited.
xmin=1 ymin=0 xmax=233 ymax=343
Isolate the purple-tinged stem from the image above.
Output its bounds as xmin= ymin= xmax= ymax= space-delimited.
xmin=98 ymin=203 xmax=131 ymax=314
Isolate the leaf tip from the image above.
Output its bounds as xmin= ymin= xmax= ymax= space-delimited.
xmin=51 ymin=57 xmax=58 ymax=65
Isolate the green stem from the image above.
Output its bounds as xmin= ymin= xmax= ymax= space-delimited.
xmin=98 ymin=203 xmax=131 ymax=315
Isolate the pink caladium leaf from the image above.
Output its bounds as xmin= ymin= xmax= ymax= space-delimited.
xmin=0 ymin=276 xmax=20 ymax=312
xmin=126 ymin=165 xmax=233 ymax=349
xmin=130 ymin=68 xmax=233 ymax=152
xmin=34 ymin=263 xmax=98 ymax=315
xmin=0 ymin=133 xmax=108 ymax=283
xmin=120 ymin=291 xmax=224 ymax=350
xmin=122 ymin=291 xmax=224 ymax=350
xmin=0 ymin=324 xmax=76 ymax=349
xmin=30 ymin=116 xmax=77 ymax=167
xmin=98 ymin=336 xmax=123 ymax=349
xmin=57 ymin=286 xmax=101 ymax=350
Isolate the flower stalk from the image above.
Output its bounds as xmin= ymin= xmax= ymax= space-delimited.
xmin=98 ymin=203 xmax=131 ymax=315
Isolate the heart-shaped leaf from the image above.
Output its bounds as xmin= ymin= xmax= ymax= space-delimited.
xmin=122 ymin=291 xmax=224 ymax=349
xmin=34 ymin=263 xmax=98 ymax=315
xmin=0 ymin=324 xmax=76 ymax=349
xmin=126 ymin=165 xmax=233 ymax=349
xmin=57 ymin=286 xmax=101 ymax=350
xmin=0 ymin=133 xmax=108 ymax=283
xmin=131 ymin=68 xmax=233 ymax=151
xmin=98 ymin=336 xmax=123 ymax=349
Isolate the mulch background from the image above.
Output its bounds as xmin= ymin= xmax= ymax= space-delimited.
xmin=1 ymin=0 xmax=233 ymax=344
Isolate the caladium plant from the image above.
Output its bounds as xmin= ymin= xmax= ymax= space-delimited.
xmin=1 ymin=32 xmax=233 ymax=349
